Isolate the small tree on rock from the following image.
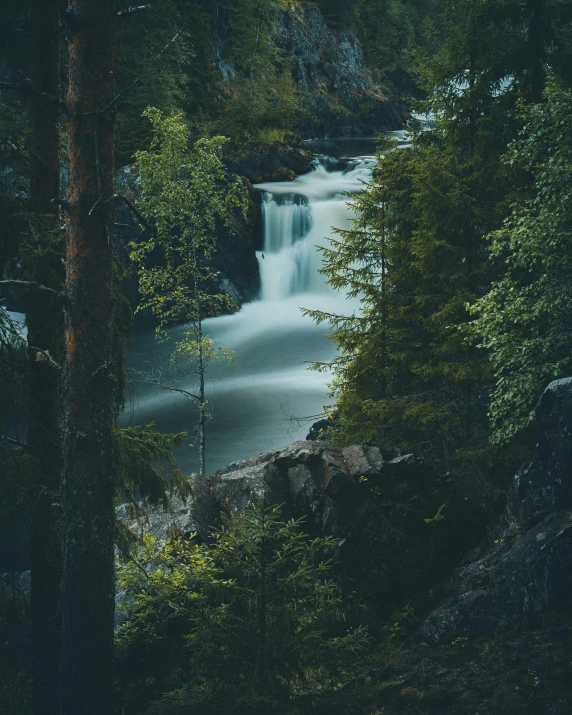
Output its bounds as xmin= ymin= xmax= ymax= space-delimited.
xmin=130 ymin=108 xmax=247 ymax=478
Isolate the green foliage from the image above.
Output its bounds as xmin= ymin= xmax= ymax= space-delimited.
xmin=305 ymin=135 xmax=499 ymax=477
xmin=309 ymin=0 xmax=572 ymax=480
xmin=219 ymin=0 xmax=287 ymax=74
xmin=416 ymin=0 xmax=572 ymax=107
xmin=115 ymin=0 xmax=304 ymax=160
xmin=131 ymin=107 xmax=247 ymax=327
xmin=355 ymin=0 xmax=437 ymax=77
xmin=219 ymin=71 xmax=301 ymax=149
xmin=116 ymin=503 xmax=367 ymax=714
xmin=469 ymin=80 xmax=572 ymax=443
xmin=115 ymin=0 xmax=213 ymax=166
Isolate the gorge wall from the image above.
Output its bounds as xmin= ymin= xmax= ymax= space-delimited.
xmin=275 ymin=5 xmax=406 ymax=137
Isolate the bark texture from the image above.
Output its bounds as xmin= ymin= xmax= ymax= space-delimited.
xmin=27 ymin=3 xmax=63 ymax=713
xmin=60 ymin=2 xmax=118 ymax=713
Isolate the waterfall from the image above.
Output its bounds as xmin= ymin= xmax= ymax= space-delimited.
xmin=255 ymin=155 xmax=374 ymax=302
xmin=125 ymin=148 xmax=375 ymax=475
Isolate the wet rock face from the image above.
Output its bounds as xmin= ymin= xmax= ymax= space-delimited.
xmin=134 ymin=440 xmax=488 ymax=607
xmin=507 ymin=377 xmax=572 ymax=529
xmin=276 ymin=6 xmax=405 ymax=137
xmin=226 ymin=143 xmax=314 ymax=184
xmin=420 ymin=378 xmax=572 ymax=644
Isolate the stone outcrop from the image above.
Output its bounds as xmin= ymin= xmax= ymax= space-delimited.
xmin=127 ymin=440 xmax=488 ymax=607
xmin=226 ymin=142 xmax=314 ymax=184
xmin=418 ymin=378 xmax=572 ymax=645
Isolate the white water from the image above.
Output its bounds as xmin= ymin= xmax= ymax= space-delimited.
xmin=124 ymin=145 xmax=375 ymax=475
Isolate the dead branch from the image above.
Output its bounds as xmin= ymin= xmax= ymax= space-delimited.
xmin=1 ymin=436 xmax=28 ymax=449
xmin=100 ymin=31 xmax=180 ymax=116
xmin=0 ymin=78 xmax=66 ymax=110
xmin=109 ymin=193 xmax=156 ymax=235
xmin=118 ymin=5 xmax=151 ymax=19
xmin=100 ymin=77 xmax=141 ymax=115
xmin=128 ymin=366 xmax=200 ymax=402
xmin=0 ymin=280 xmax=65 ymax=300
xmin=31 ymin=346 xmax=63 ymax=373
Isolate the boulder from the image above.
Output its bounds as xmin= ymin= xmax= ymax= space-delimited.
xmin=506 ymin=377 xmax=572 ymax=529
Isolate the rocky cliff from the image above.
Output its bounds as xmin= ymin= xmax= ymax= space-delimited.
xmin=276 ymin=5 xmax=406 ymax=137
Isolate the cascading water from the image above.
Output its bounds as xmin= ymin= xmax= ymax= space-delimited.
xmin=124 ymin=148 xmax=376 ymax=475
xmin=257 ymin=193 xmax=315 ymax=300
xmin=256 ymin=157 xmax=374 ymax=301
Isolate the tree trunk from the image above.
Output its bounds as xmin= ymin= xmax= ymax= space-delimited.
xmin=60 ymin=2 xmax=118 ymax=713
xmin=193 ymin=257 xmax=206 ymax=479
xmin=27 ymin=2 xmax=62 ymax=713
xmin=197 ymin=309 xmax=206 ymax=478
xmin=257 ymin=515 xmax=267 ymax=687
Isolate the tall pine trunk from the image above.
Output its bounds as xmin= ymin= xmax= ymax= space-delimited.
xmin=60 ymin=2 xmax=118 ymax=712
xmin=27 ymin=2 xmax=62 ymax=712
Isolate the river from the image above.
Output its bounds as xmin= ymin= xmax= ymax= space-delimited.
xmin=122 ymin=136 xmax=403 ymax=475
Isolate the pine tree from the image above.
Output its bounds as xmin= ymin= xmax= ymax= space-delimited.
xmin=60 ymin=2 xmax=119 ymax=711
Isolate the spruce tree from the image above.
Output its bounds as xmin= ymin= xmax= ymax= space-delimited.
xmin=307 ymin=0 xmax=515 ymax=479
